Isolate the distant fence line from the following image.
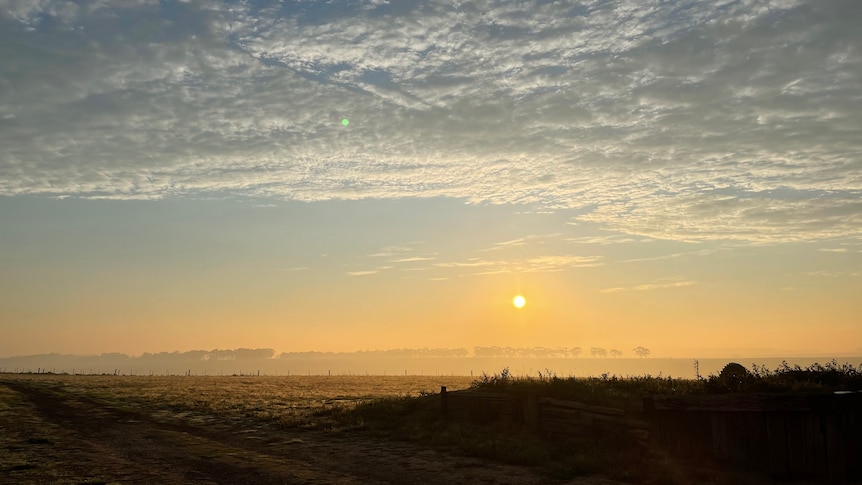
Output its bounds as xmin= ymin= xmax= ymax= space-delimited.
xmin=4 ymin=358 xmax=862 ymax=380
xmin=0 ymin=368 xmax=474 ymax=377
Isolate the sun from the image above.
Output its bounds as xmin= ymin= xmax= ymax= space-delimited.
xmin=513 ymin=295 xmax=526 ymax=309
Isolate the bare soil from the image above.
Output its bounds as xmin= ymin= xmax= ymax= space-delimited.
xmin=0 ymin=378 xmax=624 ymax=484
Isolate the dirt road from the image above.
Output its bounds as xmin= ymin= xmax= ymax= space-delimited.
xmin=0 ymin=378 xmax=623 ymax=484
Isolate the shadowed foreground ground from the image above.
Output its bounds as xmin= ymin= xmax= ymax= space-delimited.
xmin=0 ymin=378 xmax=624 ymax=484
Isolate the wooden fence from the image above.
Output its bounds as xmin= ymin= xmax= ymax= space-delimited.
xmin=440 ymin=387 xmax=861 ymax=481
xmin=439 ymin=387 xmax=648 ymax=444
xmin=643 ymin=391 xmax=862 ymax=481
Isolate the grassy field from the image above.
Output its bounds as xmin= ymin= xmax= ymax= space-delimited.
xmin=18 ymin=373 xmax=474 ymax=427
xmin=3 ymin=362 xmax=858 ymax=484
xmin=3 ymin=374 xmax=520 ymax=485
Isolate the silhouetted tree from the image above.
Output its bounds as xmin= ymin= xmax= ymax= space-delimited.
xmin=590 ymin=347 xmax=608 ymax=357
xmin=609 ymin=349 xmax=623 ymax=357
xmin=633 ymin=346 xmax=651 ymax=358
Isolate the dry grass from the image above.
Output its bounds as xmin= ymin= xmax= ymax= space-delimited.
xmin=1 ymin=373 xmax=473 ymax=429
xmin=3 ymin=374 xmax=563 ymax=484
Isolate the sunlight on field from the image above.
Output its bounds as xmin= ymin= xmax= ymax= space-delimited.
xmin=3 ymin=374 xmax=474 ymax=425
xmin=0 ymin=374 xmax=561 ymax=484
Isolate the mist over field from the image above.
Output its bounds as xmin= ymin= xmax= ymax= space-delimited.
xmin=3 ymin=348 xmax=860 ymax=380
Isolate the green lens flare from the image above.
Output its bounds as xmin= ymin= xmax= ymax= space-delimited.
xmin=341 ymin=118 xmax=349 ymax=126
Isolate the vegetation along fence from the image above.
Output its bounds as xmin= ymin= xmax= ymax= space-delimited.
xmin=643 ymin=391 xmax=862 ymax=481
xmin=438 ymin=387 xmax=649 ymax=445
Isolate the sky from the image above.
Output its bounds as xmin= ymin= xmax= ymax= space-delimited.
xmin=1 ymin=0 xmax=861 ymax=359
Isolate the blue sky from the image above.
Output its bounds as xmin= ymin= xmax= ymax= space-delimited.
xmin=1 ymin=0 xmax=860 ymax=357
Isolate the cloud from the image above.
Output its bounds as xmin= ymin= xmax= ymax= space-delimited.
xmin=524 ymin=255 xmax=603 ymax=270
xmin=365 ymin=244 xmax=436 ymax=266
xmin=434 ymin=258 xmax=491 ymax=268
xmin=480 ymin=233 xmax=562 ymax=252
xmin=578 ymin=192 xmax=862 ymax=243
xmin=564 ymin=235 xmax=641 ymax=245
xmin=346 ymin=270 xmax=378 ymax=277
xmin=435 ymin=254 xmax=603 ymax=276
xmin=2 ymin=0 xmax=861 ymax=243
xmin=632 ymin=280 xmax=697 ymax=291
xmin=368 ymin=245 xmax=420 ymax=257
xmin=391 ymin=256 xmax=435 ymax=263
xmin=599 ymin=287 xmax=626 ymax=294
xmin=600 ymin=278 xmax=697 ymax=293
xmin=353 ymin=240 xmax=603 ymax=278
xmin=804 ymin=270 xmax=842 ymax=278
xmin=618 ymin=248 xmax=723 ymax=264
xmin=481 ymin=238 xmax=529 ymax=251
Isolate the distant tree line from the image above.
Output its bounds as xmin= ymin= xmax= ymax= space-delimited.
xmin=278 ymin=348 xmax=470 ymax=359
xmin=101 ymin=346 xmax=653 ymax=360
xmin=1 ymin=347 xmax=654 ymax=374
xmin=473 ymin=347 xmax=652 ymax=358
xmin=474 ymin=347 xmax=583 ymax=358
xmin=141 ymin=349 xmax=276 ymax=361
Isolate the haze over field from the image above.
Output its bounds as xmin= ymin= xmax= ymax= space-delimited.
xmin=3 ymin=348 xmax=860 ymax=381
xmin=1 ymin=0 xmax=861 ymax=360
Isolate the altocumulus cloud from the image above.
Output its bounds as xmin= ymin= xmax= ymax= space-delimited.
xmin=1 ymin=0 xmax=861 ymax=242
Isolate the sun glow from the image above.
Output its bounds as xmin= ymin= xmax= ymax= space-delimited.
xmin=513 ymin=295 xmax=526 ymax=308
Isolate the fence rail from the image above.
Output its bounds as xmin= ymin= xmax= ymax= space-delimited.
xmin=643 ymin=391 xmax=862 ymax=481
xmin=440 ymin=387 xmax=862 ymax=481
xmin=439 ymin=386 xmax=648 ymax=444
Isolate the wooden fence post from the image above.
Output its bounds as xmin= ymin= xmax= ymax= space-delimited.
xmin=511 ymin=393 xmax=524 ymax=423
xmin=826 ymin=412 xmax=844 ymax=481
xmin=525 ymin=392 xmax=540 ymax=430
xmin=441 ymin=386 xmax=448 ymax=417
xmin=642 ymin=395 xmax=655 ymax=445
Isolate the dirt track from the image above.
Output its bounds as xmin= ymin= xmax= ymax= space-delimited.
xmin=0 ymin=378 xmax=624 ymax=484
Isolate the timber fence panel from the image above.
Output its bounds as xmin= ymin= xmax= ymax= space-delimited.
xmin=439 ymin=389 xmax=649 ymax=444
xmin=644 ymin=391 xmax=862 ymax=481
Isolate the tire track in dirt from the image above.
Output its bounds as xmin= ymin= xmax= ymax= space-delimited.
xmin=1 ymin=380 xmax=360 ymax=484
xmin=2 ymin=379 xmax=624 ymax=484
